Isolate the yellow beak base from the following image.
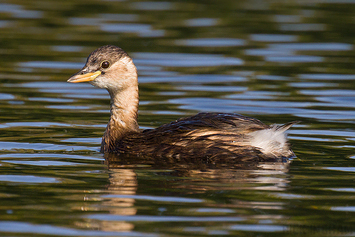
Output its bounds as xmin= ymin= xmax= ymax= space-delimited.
xmin=67 ymin=71 xmax=101 ymax=83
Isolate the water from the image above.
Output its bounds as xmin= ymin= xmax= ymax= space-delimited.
xmin=0 ymin=0 xmax=355 ymax=236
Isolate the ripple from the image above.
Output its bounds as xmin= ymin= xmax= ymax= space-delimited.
xmin=139 ymin=74 xmax=245 ymax=83
xmin=331 ymin=206 xmax=355 ymax=212
xmin=274 ymin=14 xmax=302 ymax=23
xmin=22 ymin=81 xmax=71 ymax=89
xmin=290 ymin=82 xmax=336 ymax=88
xmin=22 ymin=81 xmax=107 ymax=99
xmin=292 ymin=129 xmax=355 ymax=138
xmin=179 ymin=85 xmax=246 ymax=92
xmin=69 ymin=17 xmax=101 ymax=26
xmin=326 ymin=188 xmax=355 ymax=192
xmin=185 ymin=18 xmax=218 ymax=27
xmin=131 ymin=2 xmax=173 ymax=10
xmin=288 ymin=136 xmax=342 ymax=142
xmin=0 ymin=20 xmax=12 ymax=28
xmin=169 ymin=97 xmax=297 ymax=114
xmin=226 ymin=91 xmax=282 ymax=100
xmin=176 ymin=38 xmax=245 ymax=47
xmin=19 ymin=61 xmax=84 ymax=70
xmin=51 ymin=45 xmax=84 ymax=52
xmin=170 ymin=97 xmax=310 ymax=108
xmin=1 ymin=160 xmax=79 ymax=166
xmin=269 ymin=42 xmax=353 ymax=51
xmin=0 ymin=3 xmax=43 ymax=19
xmin=103 ymin=194 xmax=203 ymax=203
xmin=134 ymin=52 xmax=243 ymax=67
xmin=265 ymin=55 xmax=323 ymax=63
xmin=0 ymin=93 xmax=15 ymax=100
xmin=299 ymin=74 xmax=355 ymax=80
xmin=230 ymin=224 xmax=286 ymax=232
xmin=279 ymin=23 xmax=326 ymax=31
xmin=250 ymin=34 xmax=297 ymax=42
xmin=0 ymin=121 xmax=78 ymax=129
xmin=297 ymin=110 xmax=355 ymax=121
xmin=0 ymin=221 xmax=149 ymax=236
xmin=255 ymin=75 xmax=290 ymax=81
xmin=89 ymin=214 xmax=244 ymax=222
xmin=315 ymin=96 xmax=355 ymax=108
xmin=244 ymin=48 xmax=292 ymax=57
xmin=0 ymin=175 xmax=58 ymax=183
xmin=101 ymin=23 xmax=165 ymax=37
xmin=28 ymin=97 xmax=74 ymax=103
xmin=300 ymin=89 xmax=355 ymax=96
xmin=0 ymin=141 xmax=96 ymax=152
xmin=323 ymin=167 xmax=355 ymax=172
xmin=99 ymin=13 xmax=138 ymax=22
xmin=195 ymin=208 xmax=234 ymax=213
xmin=62 ymin=138 xmax=101 ymax=144
xmin=270 ymin=193 xmax=313 ymax=199
xmin=0 ymin=153 xmax=103 ymax=161
xmin=47 ymin=105 xmax=91 ymax=110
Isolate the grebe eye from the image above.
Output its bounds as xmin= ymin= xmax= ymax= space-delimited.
xmin=101 ymin=61 xmax=110 ymax=69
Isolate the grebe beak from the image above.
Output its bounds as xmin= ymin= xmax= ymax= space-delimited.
xmin=67 ymin=70 xmax=101 ymax=83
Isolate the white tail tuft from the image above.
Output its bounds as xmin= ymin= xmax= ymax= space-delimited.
xmin=248 ymin=121 xmax=298 ymax=157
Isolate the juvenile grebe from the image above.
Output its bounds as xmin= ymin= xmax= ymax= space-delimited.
xmin=68 ymin=45 xmax=297 ymax=162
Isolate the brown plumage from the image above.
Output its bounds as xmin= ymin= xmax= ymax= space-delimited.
xmin=67 ymin=45 xmax=297 ymax=163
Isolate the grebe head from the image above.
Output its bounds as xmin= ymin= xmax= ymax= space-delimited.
xmin=67 ymin=45 xmax=137 ymax=92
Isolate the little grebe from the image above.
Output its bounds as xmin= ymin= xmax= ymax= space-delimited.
xmin=67 ymin=45 xmax=297 ymax=162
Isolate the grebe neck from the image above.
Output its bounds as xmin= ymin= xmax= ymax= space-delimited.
xmin=101 ymin=85 xmax=139 ymax=152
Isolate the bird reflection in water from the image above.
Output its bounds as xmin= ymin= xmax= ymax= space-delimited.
xmin=80 ymin=153 xmax=291 ymax=232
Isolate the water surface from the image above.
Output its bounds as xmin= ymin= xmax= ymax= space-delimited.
xmin=0 ymin=0 xmax=355 ymax=236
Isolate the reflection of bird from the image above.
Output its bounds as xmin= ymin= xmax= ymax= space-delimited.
xmin=68 ymin=45 xmax=297 ymax=162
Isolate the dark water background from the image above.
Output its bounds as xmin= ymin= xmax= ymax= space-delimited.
xmin=0 ymin=0 xmax=355 ymax=236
